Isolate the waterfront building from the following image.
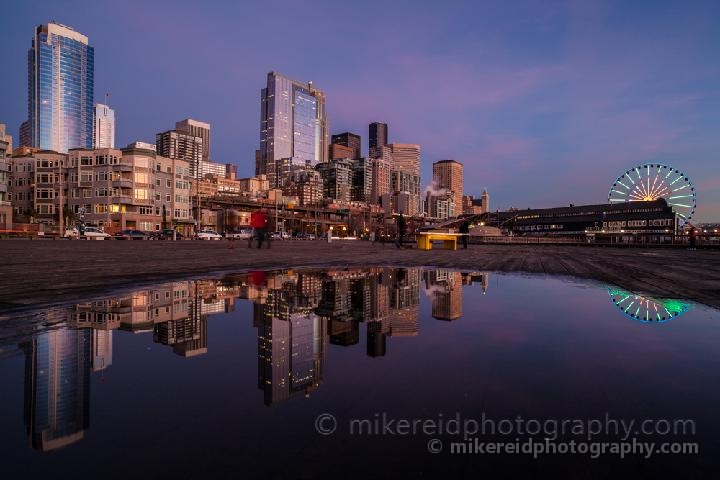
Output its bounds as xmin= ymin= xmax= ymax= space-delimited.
xmin=259 ymin=72 xmax=329 ymax=188
xmin=351 ymin=157 xmax=373 ymax=203
xmin=331 ymin=132 xmax=361 ymax=159
xmin=463 ymin=190 xmax=490 ymax=214
xmin=432 ymin=160 xmax=463 ymax=217
xmin=175 ymin=118 xmax=210 ymax=162
xmin=8 ymin=146 xmax=192 ymax=232
xmin=509 ymin=199 xmax=677 ymax=235
xmin=93 ymin=104 xmax=115 ymax=148
xmin=317 ymin=158 xmax=353 ymax=202
xmin=369 ymin=122 xmax=388 ymax=158
xmin=27 ymin=22 xmax=94 ymax=152
xmin=377 ymin=144 xmax=421 ymax=215
xmin=0 ymin=124 xmax=11 ymax=229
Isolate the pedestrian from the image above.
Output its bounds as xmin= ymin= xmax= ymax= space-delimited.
xmin=369 ymin=230 xmax=376 ymax=245
xmin=689 ymin=227 xmax=697 ymax=250
xmin=396 ymin=215 xmax=406 ymax=249
xmin=459 ymin=220 xmax=470 ymax=249
xmin=249 ymin=209 xmax=269 ymax=248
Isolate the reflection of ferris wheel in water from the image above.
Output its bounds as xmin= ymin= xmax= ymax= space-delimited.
xmin=608 ymin=164 xmax=696 ymax=224
xmin=608 ymin=288 xmax=690 ymax=323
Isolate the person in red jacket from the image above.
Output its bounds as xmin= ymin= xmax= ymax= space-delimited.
xmin=249 ymin=209 xmax=269 ymax=248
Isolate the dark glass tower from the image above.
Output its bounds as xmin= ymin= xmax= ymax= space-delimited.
xmin=28 ymin=22 xmax=94 ymax=152
xmin=330 ymin=132 xmax=361 ymax=159
xmin=369 ymin=122 xmax=388 ymax=157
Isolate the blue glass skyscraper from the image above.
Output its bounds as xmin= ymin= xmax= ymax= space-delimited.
xmin=28 ymin=22 xmax=94 ymax=152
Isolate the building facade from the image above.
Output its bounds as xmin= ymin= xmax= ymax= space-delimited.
xmin=259 ymin=72 xmax=329 ymax=188
xmin=155 ymin=130 xmax=203 ymax=180
xmin=8 ymin=147 xmax=192 ymax=233
xmin=317 ymin=158 xmax=353 ymax=203
xmin=432 ymin=159 xmax=463 ymax=217
xmin=369 ymin=122 xmax=388 ymax=158
xmin=27 ymin=22 xmax=94 ymax=152
xmin=176 ymin=118 xmax=210 ymax=162
xmin=93 ymin=104 xmax=115 ymax=148
xmin=331 ymin=132 xmax=361 ymax=159
xmin=0 ymin=124 xmax=11 ymax=229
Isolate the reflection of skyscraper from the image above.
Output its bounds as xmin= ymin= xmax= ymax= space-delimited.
xmin=255 ymin=276 xmax=327 ymax=406
xmin=91 ymin=329 xmax=113 ymax=371
xmin=424 ymin=270 xmax=463 ymax=321
xmin=23 ymin=328 xmax=90 ymax=452
xmin=388 ymin=268 xmax=420 ymax=337
xmin=465 ymin=272 xmax=491 ymax=294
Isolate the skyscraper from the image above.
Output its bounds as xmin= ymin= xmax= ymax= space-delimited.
xmin=93 ymin=104 xmax=115 ymax=148
xmin=259 ymin=72 xmax=329 ymax=188
xmin=369 ymin=122 xmax=388 ymax=158
xmin=156 ymin=130 xmax=203 ymax=177
xmin=331 ymin=132 xmax=361 ymax=159
xmin=379 ymin=144 xmax=421 ymax=215
xmin=27 ymin=22 xmax=94 ymax=152
xmin=176 ymin=118 xmax=211 ymax=162
xmin=432 ymin=159 xmax=463 ymax=217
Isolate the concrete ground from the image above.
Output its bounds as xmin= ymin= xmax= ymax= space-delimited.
xmin=0 ymin=239 xmax=718 ymax=311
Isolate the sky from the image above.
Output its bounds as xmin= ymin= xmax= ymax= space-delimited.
xmin=1 ymin=0 xmax=718 ymax=221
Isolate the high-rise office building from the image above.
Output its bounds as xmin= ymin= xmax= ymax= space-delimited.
xmin=331 ymin=132 xmax=361 ymax=159
xmin=156 ymin=130 xmax=203 ymax=177
xmin=432 ymin=159 xmax=463 ymax=217
xmin=369 ymin=122 xmax=388 ymax=158
xmin=93 ymin=104 xmax=115 ymax=148
xmin=176 ymin=118 xmax=210 ymax=162
xmin=259 ymin=72 xmax=329 ymax=188
xmin=27 ymin=22 xmax=94 ymax=152
xmin=19 ymin=120 xmax=31 ymax=148
xmin=378 ymin=144 xmax=421 ymax=215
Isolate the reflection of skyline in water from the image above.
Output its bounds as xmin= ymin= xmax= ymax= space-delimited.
xmin=608 ymin=288 xmax=691 ymax=323
xmin=0 ymin=268 xmax=693 ymax=453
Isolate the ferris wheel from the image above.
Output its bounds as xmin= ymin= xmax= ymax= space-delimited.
xmin=608 ymin=164 xmax=696 ymax=223
xmin=608 ymin=288 xmax=690 ymax=323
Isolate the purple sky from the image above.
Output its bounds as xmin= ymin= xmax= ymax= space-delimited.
xmin=2 ymin=0 xmax=719 ymax=221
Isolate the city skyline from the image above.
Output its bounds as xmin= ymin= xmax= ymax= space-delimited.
xmin=0 ymin=1 xmax=718 ymax=220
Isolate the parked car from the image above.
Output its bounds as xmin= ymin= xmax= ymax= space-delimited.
xmin=82 ymin=226 xmax=110 ymax=239
xmin=197 ymin=230 xmax=223 ymax=240
xmin=64 ymin=227 xmax=79 ymax=239
xmin=270 ymin=231 xmax=282 ymax=240
xmin=225 ymin=229 xmax=253 ymax=240
xmin=158 ymin=229 xmax=183 ymax=240
xmin=296 ymin=233 xmax=317 ymax=240
xmin=114 ymin=229 xmax=152 ymax=240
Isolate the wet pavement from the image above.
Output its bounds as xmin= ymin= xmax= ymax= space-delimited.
xmin=0 ymin=239 xmax=718 ymax=311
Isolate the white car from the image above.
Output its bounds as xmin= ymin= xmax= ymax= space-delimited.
xmin=197 ymin=230 xmax=222 ymax=240
xmin=82 ymin=227 xmax=110 ymax=239
xmin=226 ymin=229 xmax=253 ymax=240
xmin=64 ymin=227 xmax=79 ymax=239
